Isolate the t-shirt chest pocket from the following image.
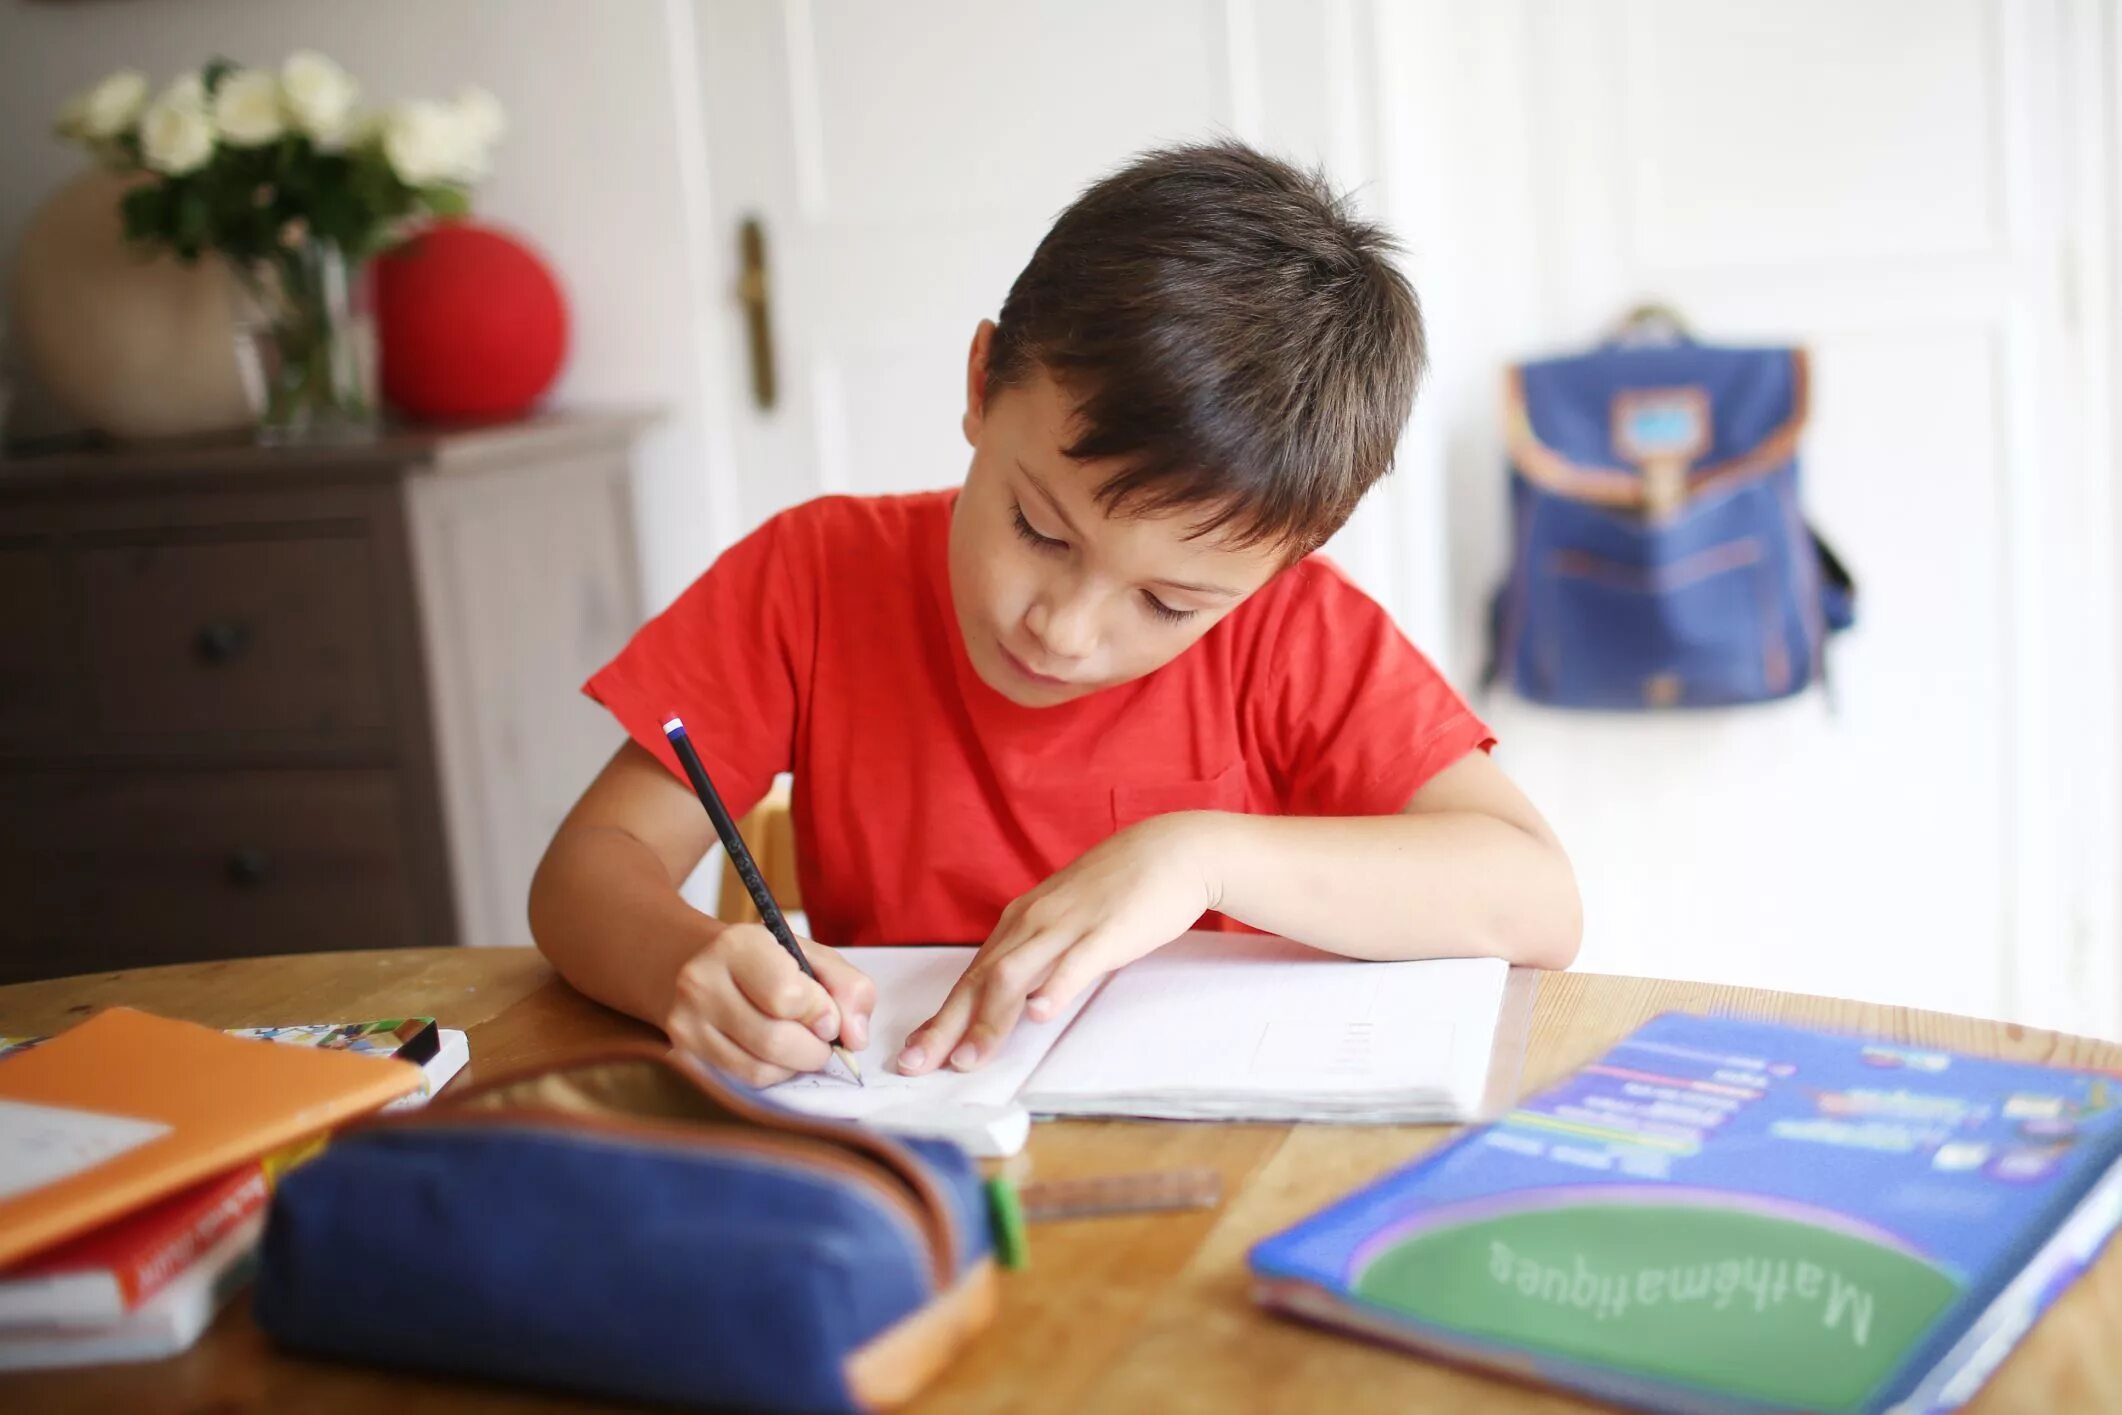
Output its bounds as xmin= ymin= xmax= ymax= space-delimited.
xmin=1110 ymin=760 xmax=1249 ymax=832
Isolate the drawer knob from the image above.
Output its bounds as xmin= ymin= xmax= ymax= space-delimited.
xmin=195 ymin=620 xmax=253 ymax=665
xmin=226 ymin=848 xmax=273 ymax=888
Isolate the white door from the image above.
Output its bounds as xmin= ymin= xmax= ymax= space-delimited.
xmin=689 ymin=0 xmax=1432 ymax=631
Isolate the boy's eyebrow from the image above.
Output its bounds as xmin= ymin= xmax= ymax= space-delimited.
xmin=1150 ymin=575 xmax=1242 ymax=600
xmin=1016 ymin=460 xmax=1085 ymax=540
xmin=1017 ymin=460 xmax=1243 ymax=600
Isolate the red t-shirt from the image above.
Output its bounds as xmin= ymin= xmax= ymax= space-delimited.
xmin=585 ymin=491 xmax=1491 ymax=945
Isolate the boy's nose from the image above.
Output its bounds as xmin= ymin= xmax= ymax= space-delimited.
xmin=1027 ymin=593 xmax=1098 ymax=662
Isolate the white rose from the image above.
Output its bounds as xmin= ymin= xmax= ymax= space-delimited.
xmin=58 ymin=69 xmax=148 ymax=140
xmin=454 ymin=85 xmax=505 ymax=148
xmin=140 ymin=92 xmax=214 ymax=175
xmin=282 ymin=51 xmax=360 ymax=147
xmin=383 ymin=100 xmax=475 ymax=186
xmin=160 ymin=72 xmax=208 ymax=110
xmin=213 ymin=69 xmax=285 ymax=146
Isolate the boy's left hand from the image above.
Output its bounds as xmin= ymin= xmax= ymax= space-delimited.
xmin=895 ymin=813 xmax=1220 ymax=1074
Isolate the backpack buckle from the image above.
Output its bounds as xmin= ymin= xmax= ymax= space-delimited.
xmin=1641 ymin=456 xmax=1690 ymax=519
xmin=1614 ymin=387 xmax=1710 ymax=520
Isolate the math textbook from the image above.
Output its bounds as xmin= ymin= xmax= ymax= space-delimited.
xmin=1250 ymin=1013 xmax=2122 ymax=1415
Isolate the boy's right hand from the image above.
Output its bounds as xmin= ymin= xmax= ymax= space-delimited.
xmin=663 ymin=925 xmax=875 ymax=1087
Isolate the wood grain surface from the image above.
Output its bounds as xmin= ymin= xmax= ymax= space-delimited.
xmin=1 ymin=952 xmax=2114 ymax=1414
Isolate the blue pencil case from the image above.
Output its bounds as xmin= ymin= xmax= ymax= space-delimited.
xmin=253 ymin=1042 xmax=997 ymax=1412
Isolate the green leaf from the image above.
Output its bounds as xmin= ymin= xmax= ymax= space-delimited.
xmin=344 ymin=162 xmax=383 ymax=209
xmin=346 ymin=150 xmax=402 ymax=211
xmin=119 ymin=184 xmax=168 ymax=243
xmin=174 ymin=183 xmax=211 ymax=251
xmin=418 ymin=185 xmax=471 ymax=219
xmin=202 ymin=56 xmax=237 ymax=94
xmin=306 ymin=178 xmax=367 ymax=250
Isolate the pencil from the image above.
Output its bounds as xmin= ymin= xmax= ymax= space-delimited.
xmin=661 ymin=715 xmax=862 ymax=1086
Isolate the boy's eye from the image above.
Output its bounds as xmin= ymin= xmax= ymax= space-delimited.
xmin=1141 ymin=592 xmax=1197 ymax=625
xmin=1011 ymin=504 xmax=1068 ymax=552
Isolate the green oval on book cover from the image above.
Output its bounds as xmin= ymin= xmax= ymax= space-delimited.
xmin=1354 ymin=1204 xmax=1960 ymax=1412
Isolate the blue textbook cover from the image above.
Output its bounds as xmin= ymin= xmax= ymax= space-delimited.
xmin=1250 ymin=1013 xmax=2122 ymax=1415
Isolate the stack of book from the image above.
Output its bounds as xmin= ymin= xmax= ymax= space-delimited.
xmin=0 ymin=1009 xmax=468 ymax=1369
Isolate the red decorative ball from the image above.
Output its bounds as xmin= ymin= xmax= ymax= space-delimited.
xmin=375 ymin=222 xmax=568 ymax=421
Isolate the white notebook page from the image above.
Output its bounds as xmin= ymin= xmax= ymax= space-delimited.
xmin=1020 ymin=932 xmax=1510 ymax=1121
xmin=764 ymin=947 xmax=1095 ymax=1123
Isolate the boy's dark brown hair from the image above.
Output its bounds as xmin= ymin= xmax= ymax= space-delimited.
xmin=986 ymin=139 xmax=1425 ymax=555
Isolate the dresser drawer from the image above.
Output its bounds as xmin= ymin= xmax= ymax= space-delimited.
xmin=78 ymin=531 xmax=389 ymax=743
xmin=0 ymin=770 xmax=425 ymax=981
xmin=0 ymin=544 xmax=73 ymax=748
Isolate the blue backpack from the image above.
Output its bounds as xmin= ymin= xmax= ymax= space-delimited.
xmin=1487 ymin=335 xmax=1854 ymax=709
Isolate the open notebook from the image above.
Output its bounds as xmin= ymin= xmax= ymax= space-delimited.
xmin=765 ymin=933 xmax=1525 ymax=1154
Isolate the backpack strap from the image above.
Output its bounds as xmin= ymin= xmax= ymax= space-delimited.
xmin=1808 ymin=525 xmax=1856 ymax=715
xmin=1478 ymin=587 xmax=1504 ymax=701
xmin=1812 ymin=525 xmax=1856 ymax=633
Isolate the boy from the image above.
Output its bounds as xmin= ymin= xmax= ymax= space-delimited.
xmin=530 ymin=141 xmax=1580 ymax=1087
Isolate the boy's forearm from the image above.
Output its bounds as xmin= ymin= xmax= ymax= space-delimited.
xmin=1193 ymin=811 xmax=1581 ymax=968
xmin=528 ymin=823 xmax=724 ymax=1029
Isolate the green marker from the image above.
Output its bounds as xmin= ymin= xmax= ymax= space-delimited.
xmin=985 ymin=1176 xmax=1029 ymax=1270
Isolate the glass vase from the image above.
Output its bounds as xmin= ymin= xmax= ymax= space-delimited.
xmin=229 ymin=239 xmax=378 ymax=444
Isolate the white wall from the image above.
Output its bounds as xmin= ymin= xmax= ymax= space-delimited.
xmin=0 ymin=0 xmax=731 ymax=608
xmin=1384 ymin=0 xmax=2121 ymax=1038
xmin=6 ymin=0 xmax=2117 ymax=1035
xmin=686 ymin=0 xmax=2121 ymax=1036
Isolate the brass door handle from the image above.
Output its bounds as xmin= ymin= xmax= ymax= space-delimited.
xmin=738 ymin=216 xmax=777 ymax=411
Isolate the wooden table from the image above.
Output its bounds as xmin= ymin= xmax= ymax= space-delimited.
xmin=3 ymin=952 xmax=2119 ymax=1413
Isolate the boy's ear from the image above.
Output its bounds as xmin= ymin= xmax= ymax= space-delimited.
xmin=963 ymin=319 xmax=997 ymax=446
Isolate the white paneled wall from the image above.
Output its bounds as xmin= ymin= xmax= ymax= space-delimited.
xmin=1392 ymin=0 xmax=2119 ymax=1034
xmin=5 ymin=1 xmax=2114 ymax=1028
xmin=691 ymin=0 xmax=2120 ymax=1034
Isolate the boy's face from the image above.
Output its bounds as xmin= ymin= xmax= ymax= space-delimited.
xmin=951 ymin=321 xmax=1286 ymax=708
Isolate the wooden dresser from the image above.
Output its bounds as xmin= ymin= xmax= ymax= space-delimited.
xmin=0 ymin=414 xmax=648 ymax=982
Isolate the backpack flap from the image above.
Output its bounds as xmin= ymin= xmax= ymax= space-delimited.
xmin=254 ymin=1044 xmax=996 ymax=1413
xmin=1504 ymin=343 xmax=1808 ymax=518
xmin=1495 ymin=342 xmax=1848 ymax=708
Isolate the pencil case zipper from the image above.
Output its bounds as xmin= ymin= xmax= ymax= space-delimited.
xmin=382 ymin=1112 xmax=942 ymax=1289
xmin=333 ymin=1041 xmax=960 ymax=1289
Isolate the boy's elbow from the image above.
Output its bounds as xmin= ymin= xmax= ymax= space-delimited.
xmin=525 ymin=830 xmax=577 ymax=964
xmin=1505 ymin=841 xmax=1582 ymax=970
xmin=1522 ymin=917 xmax=1583 ymax=971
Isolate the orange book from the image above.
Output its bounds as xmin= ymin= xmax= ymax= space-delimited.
xmin=0 ymin=1007 xmax=422 ymax=1269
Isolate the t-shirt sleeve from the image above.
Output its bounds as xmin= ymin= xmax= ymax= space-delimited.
xmin=1244 ymin=560 xmax=1494 ymax=817
xmin=582 ymin=508 xmax=816 ymax=818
